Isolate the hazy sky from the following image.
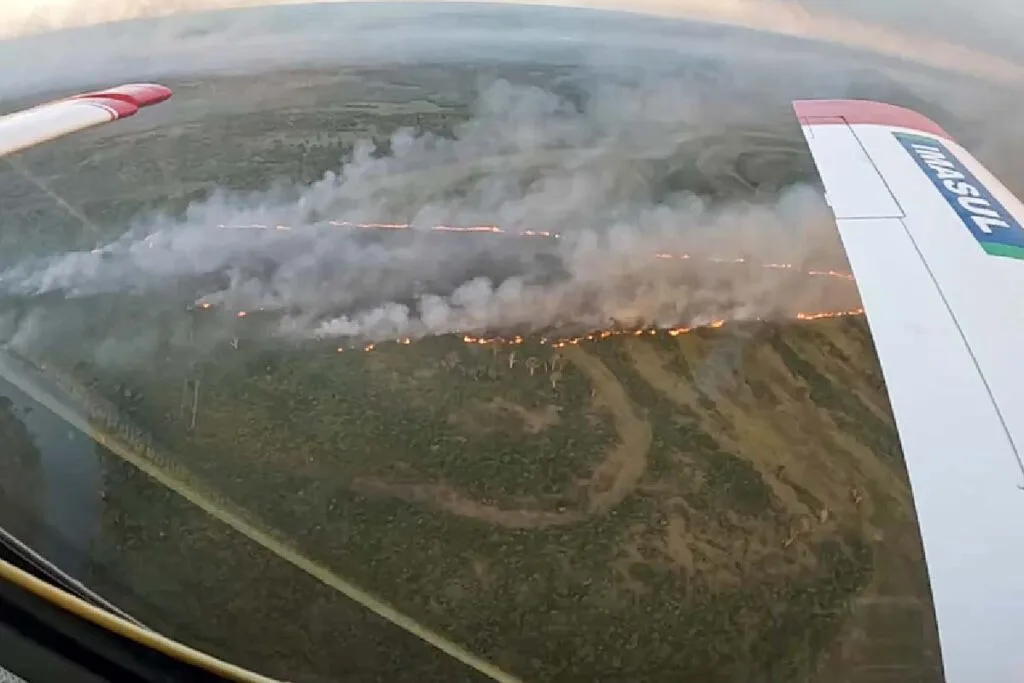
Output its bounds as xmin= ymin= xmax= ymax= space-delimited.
xmin=2 ymin=0 xmax=1024 ymax=81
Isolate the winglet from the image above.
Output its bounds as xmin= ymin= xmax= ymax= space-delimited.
xmin=69 ymin=83 xmax=173 ymax=119
xmin=793 ymin=99 xmax=949 ymax=139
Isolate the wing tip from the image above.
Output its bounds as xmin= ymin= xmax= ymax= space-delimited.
xmin=792 ymin=99 xmax=949 ymax=139
xmin=104 ymin=83 xmax=173 ymax=108
xmin=70 ymin=83 xmax=173 ymax=119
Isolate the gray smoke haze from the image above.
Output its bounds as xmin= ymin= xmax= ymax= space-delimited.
xmin=3 ymin=0 xmax=1023 ymax=82
xmin=0 ymin=76 xmax=854 ymax=350
xmin=4 ymin=3 xmax=1017 ymax=357
xmin=793 ymin=0 xmax=1024 ymax=63
xmin=3 ymin=0 xmax=1024 ymax=104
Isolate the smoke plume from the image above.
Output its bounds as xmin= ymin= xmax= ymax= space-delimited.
xmin=0 ymin=76 xmax=855 ymax=351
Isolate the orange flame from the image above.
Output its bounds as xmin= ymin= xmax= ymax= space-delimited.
xmin=209 ymin=219 xmax=864 ymax=354
xmin=223 ymin=305 xmax=865 ymax=352
xmin=314 ymin=306 xmax=868 ymax=354
xmin=217 ymin=219 xmax=854 ymax=282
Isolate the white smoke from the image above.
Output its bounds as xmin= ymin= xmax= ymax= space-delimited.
xmin=0 ymin=76 xmax=856 ymax=350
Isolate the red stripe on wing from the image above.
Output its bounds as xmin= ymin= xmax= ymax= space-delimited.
xmin=793 ymin=99 xmax=949 ymax=138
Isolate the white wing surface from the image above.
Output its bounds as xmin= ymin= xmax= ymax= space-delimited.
xmin=0 ymin=83 xmax=171 ymax=158
xmin=794 ymin=99 xmax=1024 ymax=683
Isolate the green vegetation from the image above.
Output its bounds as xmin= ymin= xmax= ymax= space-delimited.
xmin=0 ymin=66 xmax=486 ymax=264
xmin=43 ymin=315 xmax=938 ymax=683
xmin=0 ymin=63 xmax=942 ymax=683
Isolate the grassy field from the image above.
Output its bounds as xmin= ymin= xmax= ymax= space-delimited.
xmin=0 ymin=62 xmax=942 ymax=682
xmin=45 ymin=314 xmax=939 ymax=683
xmin=0 ymin=64 xmax=496 ymax=266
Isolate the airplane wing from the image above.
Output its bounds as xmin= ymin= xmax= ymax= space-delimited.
xmin=0 ymin=83 xmax=172 ymax=158
xmin=794 ymin=100 xmax=1024 ymax=683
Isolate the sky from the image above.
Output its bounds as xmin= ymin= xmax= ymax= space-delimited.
xmin=2 ymin=0 xmax=1024 ymax=82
